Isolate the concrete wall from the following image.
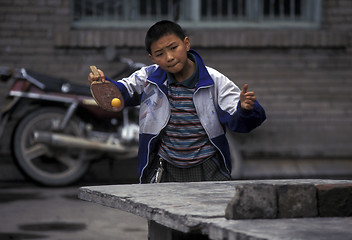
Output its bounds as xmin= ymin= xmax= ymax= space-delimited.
xmin=1 ymin=0 xmax=351 ymax=161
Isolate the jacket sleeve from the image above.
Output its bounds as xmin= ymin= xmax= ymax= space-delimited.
xmin=228 ymin=100 xmax=266 ymax=133
xmin=106 ymin=64 xmax=158 ymax=107
xmin=213 ymin=70 xmax=266 ymax=133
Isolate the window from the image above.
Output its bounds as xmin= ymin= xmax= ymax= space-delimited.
xmin=72 ymin=0 xmax=321 ymax=28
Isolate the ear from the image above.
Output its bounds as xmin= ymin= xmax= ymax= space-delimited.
xmin=148 ymin=53 xmax=156 ymax=64
xmin=184 ymin=37 xmax=191 ymax=51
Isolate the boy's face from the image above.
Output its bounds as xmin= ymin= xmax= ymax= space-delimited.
xmin=149 ymin=33 xmax=191 ymax=75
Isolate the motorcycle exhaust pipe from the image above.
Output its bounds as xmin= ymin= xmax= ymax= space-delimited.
xmin=33 ymin=131 xmax=137 ymax=154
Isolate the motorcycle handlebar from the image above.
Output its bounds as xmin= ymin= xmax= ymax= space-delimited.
xmin=0 ymin=66 xmax=14 ymax=81
xmin=104 ymin=46 xmax=146 ymax=70
xmin=109 ymin=56 xmax=146 ymax=80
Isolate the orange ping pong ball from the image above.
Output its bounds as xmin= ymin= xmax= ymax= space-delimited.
xmin=111 ymin=98 xmax=121 ymax=108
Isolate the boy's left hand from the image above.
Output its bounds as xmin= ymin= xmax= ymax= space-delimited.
xmin=240 ymin=84 xmax=256 ymax=110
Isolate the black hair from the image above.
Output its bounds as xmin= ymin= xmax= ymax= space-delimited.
xmin=145 ymin=20 xmax=186 ymax=54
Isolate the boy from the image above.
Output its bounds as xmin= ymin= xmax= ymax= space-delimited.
xmin=88 ymin=20 xmax=266 ymax=183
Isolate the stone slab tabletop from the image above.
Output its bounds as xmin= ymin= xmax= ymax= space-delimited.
xmin=78 ymin=179 xmax=352 ymax=240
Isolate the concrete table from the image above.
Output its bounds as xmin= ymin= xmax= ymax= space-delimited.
xmin=78 ymin=180 xmax=352 ymax=240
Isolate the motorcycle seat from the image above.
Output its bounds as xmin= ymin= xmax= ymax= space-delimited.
xmin=26 ymin=70 xmax=91 ymax=96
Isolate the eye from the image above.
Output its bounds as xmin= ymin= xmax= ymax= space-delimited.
xmin=155 ymin=52 xmax=163 ymax=57
xmin=171 ymin=45 xmax=178 ymax=50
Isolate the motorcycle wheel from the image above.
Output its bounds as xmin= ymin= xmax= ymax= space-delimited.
xmin=13 ymin=107 xmax=89 ymax=186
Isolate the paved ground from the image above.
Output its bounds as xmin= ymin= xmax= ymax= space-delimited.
xmin=0 ymin=182 xmax=148 ymax=240
xmin=0 ymin=152 xmax=351 ymax=240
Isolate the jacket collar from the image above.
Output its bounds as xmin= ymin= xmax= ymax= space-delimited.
xmin=147 ymin=49 xmax=214 ymax=89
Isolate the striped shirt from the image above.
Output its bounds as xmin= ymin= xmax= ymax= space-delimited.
xmin=158 ymin=54 xmax=217 ymax=167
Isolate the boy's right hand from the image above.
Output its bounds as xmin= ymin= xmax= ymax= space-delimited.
xmin=88 ymin=67 xmax=105 ymax=84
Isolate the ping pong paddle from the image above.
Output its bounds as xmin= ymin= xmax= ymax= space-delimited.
xmin=89 ymin=65 xmax=124 ymax=112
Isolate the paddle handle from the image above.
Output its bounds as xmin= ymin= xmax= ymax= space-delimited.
xmin=90 ymin=65 xmax=100 ymax=77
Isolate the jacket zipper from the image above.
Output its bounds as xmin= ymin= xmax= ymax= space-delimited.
xmin=139 ymin=81 xmax=171 ymax=183
xmin=193 ymin=86 xmax=231 ymax=174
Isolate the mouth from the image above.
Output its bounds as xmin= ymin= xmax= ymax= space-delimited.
xmin=168 ymin=62 xmax=179 ymax=68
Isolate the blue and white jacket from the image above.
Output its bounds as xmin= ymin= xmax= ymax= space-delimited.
xmin=109 ymin=50 xmax=266 ymax=183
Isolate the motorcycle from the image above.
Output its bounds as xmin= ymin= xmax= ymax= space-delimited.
xmin=0 ymin=56 xmax=144 ymax=186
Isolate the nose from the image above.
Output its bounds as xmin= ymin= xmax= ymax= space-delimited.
xmin=165 ymin=51 xmax=174 ymax=62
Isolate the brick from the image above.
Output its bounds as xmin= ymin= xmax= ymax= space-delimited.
xmin=47 ymin=0 xmax=62 ymax=7
xmin=225 ymin=184 xmax=277 ymax=220
xmin=277 ymin=184 xmax=318 ymax=218
xmin=316 ymin=184 xmax=352 ymax=217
